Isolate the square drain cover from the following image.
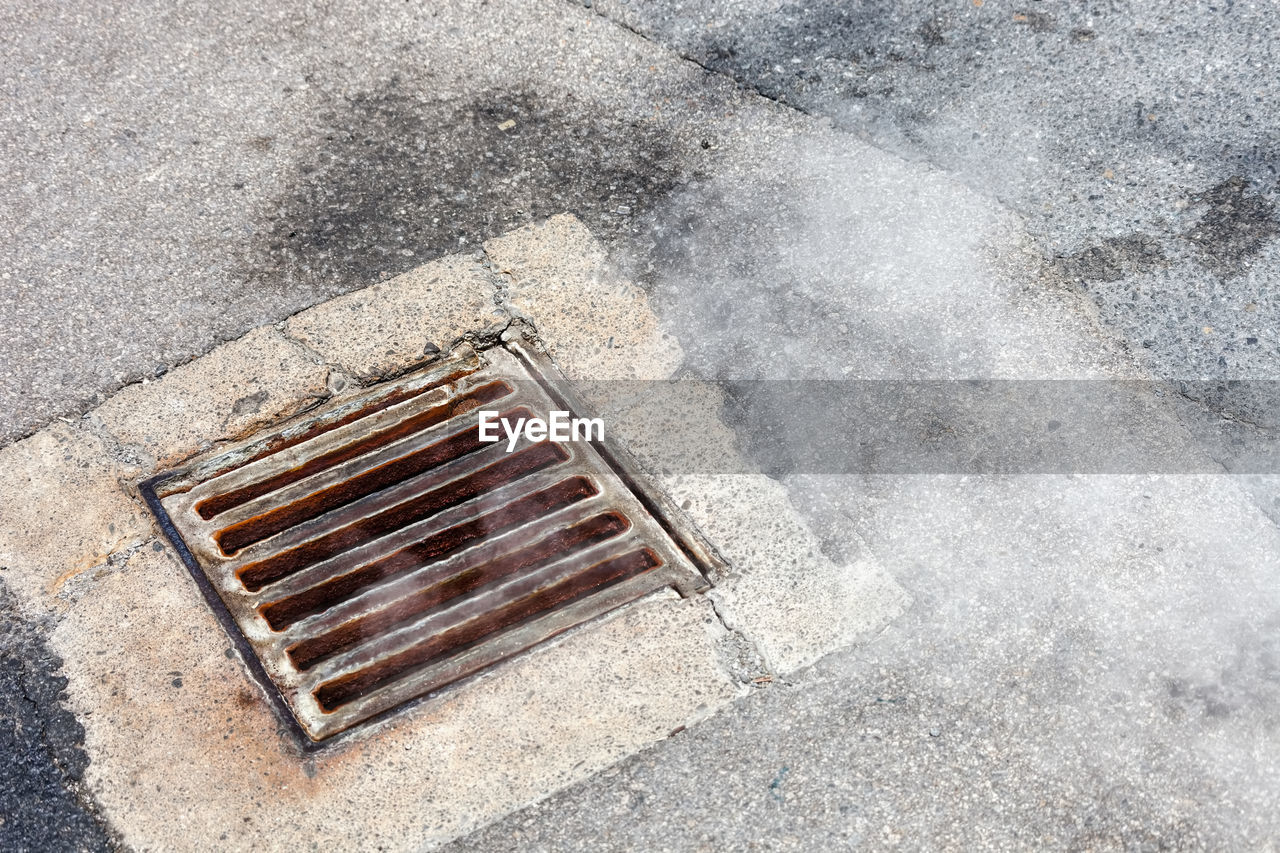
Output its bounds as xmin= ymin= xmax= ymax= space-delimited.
xmin=143 ymin=336 xmax=718 ymax=743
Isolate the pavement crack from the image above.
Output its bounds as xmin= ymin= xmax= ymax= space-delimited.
xmin=273 ymin=324 xmax=352 ymax=389
xmin=703 ymin=588 xmax=774 ymax=689
xmin=52 ymin=540 xmax=153 ymax=604
xmin=79 ymin=413 xmax=150 ymax=471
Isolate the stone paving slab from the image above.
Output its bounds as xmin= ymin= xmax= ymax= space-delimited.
xmin=0 ymin=423 xmax=149 ymax=618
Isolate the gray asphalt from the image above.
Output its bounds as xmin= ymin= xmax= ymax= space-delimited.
xmin=0 ymin=582 xmax=114 ymax=852
xmin=609 ymin=0 xmax=1280 ymax=474
xmin=3 ymin=0 xmax=1279 ymax=849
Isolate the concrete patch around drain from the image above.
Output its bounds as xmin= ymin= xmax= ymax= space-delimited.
xmin=0 ymin=214 xmax=909 ymax=850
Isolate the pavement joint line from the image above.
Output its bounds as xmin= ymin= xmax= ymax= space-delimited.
xmin=282 ymin=252 xmax=509 ymax=385
xmin=573 ymin=0 xmax=814 ymax=125
xmin=0 ymin=257 xmax=509 ymax=458
xmin=220 ymin=331 xmax=334 ymax=442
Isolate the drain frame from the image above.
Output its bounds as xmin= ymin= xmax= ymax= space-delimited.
xmin=141 ymin=327 xmax=726 ymax=749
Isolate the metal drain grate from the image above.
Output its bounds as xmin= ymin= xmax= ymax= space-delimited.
xmin=142 ymin=334 xmax=720 ymax=743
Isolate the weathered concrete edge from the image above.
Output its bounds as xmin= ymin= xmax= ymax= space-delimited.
xmin=0 ymin=223 xmax=741 ymax=850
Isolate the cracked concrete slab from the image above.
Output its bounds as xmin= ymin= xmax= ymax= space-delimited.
xmin=284 ymin=253 xmax=503 ymax=381
xmin=91 ymin=326 xmax=331 ymax=470
xmin=682 ymin=473 xmax=908 ymax=676
xmin=486 ymin=215 xmax=684 ymax=382
xmin=0 ymin=424 xmax=149 ymax=618
xmin=488 ymin=217 xmax=909 ymax=675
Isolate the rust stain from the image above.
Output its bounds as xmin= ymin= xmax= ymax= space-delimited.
xmin=47 ymin=536 xmax=132 ymax=597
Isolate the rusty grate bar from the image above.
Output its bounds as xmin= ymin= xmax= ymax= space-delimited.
xmin=142 ymin=338 xmax=721 ymax=744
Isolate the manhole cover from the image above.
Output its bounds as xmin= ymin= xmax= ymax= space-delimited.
xmin=142 ymin=331 xmax=721 ymax=743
